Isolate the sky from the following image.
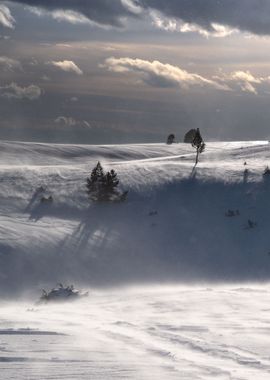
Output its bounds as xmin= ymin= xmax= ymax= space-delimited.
xmin=1 ymin=0 xmax=270 ymax=143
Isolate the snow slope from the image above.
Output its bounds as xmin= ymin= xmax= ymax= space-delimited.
xmin=1 ymin=140 xmax=270 ymax=379
xmin=0 ymin=140 xmax=270 ymax=295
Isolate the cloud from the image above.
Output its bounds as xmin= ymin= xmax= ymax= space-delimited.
xmin=0 ymin=83 xmax=41 ymax=100
xmin=215 ymin=70 xmax=263 ymax=95
xmin=8 ymin=0 xmax=140 ymax=28
xmin=28 ymin=7 xmax=97 ymax=26
xmin=103 ymin=57 xmax=270 ymax=96
xmin=0 ymin=56 xmax=22 ymax=71
xmin=103 ymin=57 xmax=230 ymax=91
xmin=0 ymin=4 xmax=15 ymax=28
xmin=121 ymin=0 xmax=142 ymax=15
xmin=48 ymin=60 xmax=83 ymax=75
xmin=8 ymin=0 xmax=270 ymax=36
xmin=230 ymin=71 xmax=261 ymax=95
xmin=140 ymin=0 xmax=270 ymax=37
xmin=150 ymin=10 xmax=238 ymax=38
xmin=54 ymin=116 xmax=90 ymax=128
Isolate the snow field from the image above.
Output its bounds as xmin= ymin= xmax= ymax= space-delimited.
xmin=1 ymin=286 xmax=270 ymax=379
xmin=1 ymin=140 xmax=270 ymax=379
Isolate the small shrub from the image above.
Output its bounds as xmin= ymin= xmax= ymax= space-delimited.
xmin=263 ymin=166 xmax=270 ymax=177
xmin=166 ymin=134 xmax=176 ymax=144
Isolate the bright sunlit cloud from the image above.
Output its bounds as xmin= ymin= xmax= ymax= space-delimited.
xmin=48 ymin=60 xmax=83 ymax=75
xmin=0 ymin=4 xmax=15 ymax=28
xmin=103 ymin=57 xmax=230 ymax=91
xmin=150 ymin=11 xmax=239 ymax=38
xmin=103 ymin=57 xmax=270 ymax=96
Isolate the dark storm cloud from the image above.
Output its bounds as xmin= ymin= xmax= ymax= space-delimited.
xmin=7 ymin=0 xmax=140 ymax=27
xmin=140 ymin=0 xmax=270 ymax=36
xmin=8 ymin=0 xmax=270 ymax=35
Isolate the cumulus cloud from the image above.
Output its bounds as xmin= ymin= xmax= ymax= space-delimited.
xmin=54 ymin=116 xmax=90 ymax=128
xmin=0 ymin=56 xmax=22 ymax=71
xmin=48 ymin=60 xmax=83 ymax=75
xmin=103 ymin=57 xmax=230 ymax=91
xmin=215 ymin=70 xmax=263 ymax=95
xmin=0 ymin=83 xmax=41 ymax=100
xmin=0 ymin=5 xmax=15 ymax=28
xmin=103 ymin=57 xmax=270 ymax=96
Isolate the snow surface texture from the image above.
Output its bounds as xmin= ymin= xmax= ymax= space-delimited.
xmin=1 ymin=140 xmax=270 ymax=379
xmin=0 ymin=140 xmax=269 ymax=294
xmin=1 ymin=286 xmax=270 ymax=379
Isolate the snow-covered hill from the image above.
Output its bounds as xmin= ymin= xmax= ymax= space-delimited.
xmin=0 ymin=139 xmax=270 ymax=296
xmin=2 ymin=140 xmax=270 ymax=380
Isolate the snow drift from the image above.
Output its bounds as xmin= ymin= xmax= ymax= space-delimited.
xmin=0 ymin=140 xmax=270 ymax=297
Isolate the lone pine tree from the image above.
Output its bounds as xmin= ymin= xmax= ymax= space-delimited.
xmin=191 ymin=128 xmax=205 ymax=166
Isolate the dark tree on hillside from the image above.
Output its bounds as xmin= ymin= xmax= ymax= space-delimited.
xmin=86 ymin=161 xmax=104 ymax=194
xmin=166 ymin=134 xmax=176 ymax=144
xmin=103 ymin=170 xmax=119 ymax=192
xmin=191 ymin=128 xmax=205 ymax=166
xmin=86 ymin=162 xmax=127 ymax=202
xmin=184 ymin=129 xmax=196 ymax=143
xmin=263 ymin=166 xmax=270 ymax=177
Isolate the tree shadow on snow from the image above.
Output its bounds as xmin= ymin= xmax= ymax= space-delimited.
xmin=58 ymin=203 xmax=122 ymax=257
xmin=24 ymin=187 xmax=45 ymax=214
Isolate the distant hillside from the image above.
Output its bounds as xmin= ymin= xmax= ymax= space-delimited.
xmin=0 ymin=140 xmax=270 ymax=297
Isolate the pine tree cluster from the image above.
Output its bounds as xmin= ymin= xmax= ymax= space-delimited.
xmin=86 ymin=162 xmax=128 ymax=202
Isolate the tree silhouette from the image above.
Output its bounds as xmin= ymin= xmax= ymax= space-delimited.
xmin=191 ymin=128 xmax=205 ymax=166
xmin=166 ymin=134 xmax=176 ymax=144
xmin=86 ymin=162 xmax=127 ymax=202
xmin=184 ymin=129 xmax=196 ymax=143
